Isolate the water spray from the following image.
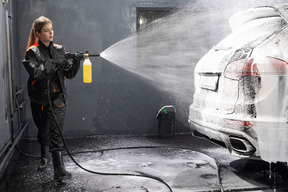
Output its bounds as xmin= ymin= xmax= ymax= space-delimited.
xmin=82 ymin=51 xmax=101 ymax=83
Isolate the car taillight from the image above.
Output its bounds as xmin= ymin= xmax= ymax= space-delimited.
xmin=224 ymin=57 xmax=288 ymax=80
xmin=224 ymin=119 xmax=253 ymax=127
xmin=268 ymin=56 xmax=287 ymax=75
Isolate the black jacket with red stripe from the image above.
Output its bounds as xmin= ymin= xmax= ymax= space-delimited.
xmin=23 ymin=41 xmax=80 ymax=105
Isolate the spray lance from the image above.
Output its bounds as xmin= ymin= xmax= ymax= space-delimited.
xmin=82 ymin=51 xmax=101 ymax=83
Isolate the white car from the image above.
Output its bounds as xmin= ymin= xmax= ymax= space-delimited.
xmin=188 ymin=4 xmax=288 ymax=163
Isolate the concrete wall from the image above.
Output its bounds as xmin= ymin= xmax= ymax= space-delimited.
xmin=16 ymin=0 xmax=194 ymax=138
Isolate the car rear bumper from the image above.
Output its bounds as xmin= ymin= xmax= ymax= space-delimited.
xmin=189 ymin=102 xmax=288 ymax=163
xmin=188 ymin=104 xmax=260 ymax=158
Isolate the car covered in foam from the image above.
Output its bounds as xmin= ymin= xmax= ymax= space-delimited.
xmin=188 ymin=4 xmax=288 ymax=163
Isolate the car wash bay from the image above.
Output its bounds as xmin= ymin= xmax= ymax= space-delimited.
xmin=1 ymin=0 xmax=288 ymax=191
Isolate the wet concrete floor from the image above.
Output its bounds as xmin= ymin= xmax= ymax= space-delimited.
xmin=2 ymin=134 xmax=288 ymax=192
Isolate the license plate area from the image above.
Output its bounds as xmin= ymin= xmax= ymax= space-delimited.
xmin=199 ymin=73 xmax=220 ymax=91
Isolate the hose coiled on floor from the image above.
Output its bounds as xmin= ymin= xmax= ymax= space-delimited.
xmin=47 ymin=76 xmax=173 ymax=192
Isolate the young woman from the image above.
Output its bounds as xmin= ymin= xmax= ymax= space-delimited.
xmin=23 ymin=16 xmax=83 ymax=182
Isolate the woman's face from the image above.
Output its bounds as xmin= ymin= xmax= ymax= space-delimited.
xmin=36 ymin=23 xmax=54 ymax=46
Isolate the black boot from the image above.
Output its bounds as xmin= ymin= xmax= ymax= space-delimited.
xmin=38 ymin=145 xmax=50 ymax=171
xmin=52 ymin=151 xmax=72 ymax=182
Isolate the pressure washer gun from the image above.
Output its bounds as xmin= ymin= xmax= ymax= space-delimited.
xmin=81 ymin=51 xmax=101 ymax=83
xmin=65 ymin=51 xmax=100 ymax=83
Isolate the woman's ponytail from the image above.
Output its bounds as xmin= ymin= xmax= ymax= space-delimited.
xmin=26 ymin=16 xmax=52 ymax=50
xmin=26 ymin=26 xmax=37 ymax=50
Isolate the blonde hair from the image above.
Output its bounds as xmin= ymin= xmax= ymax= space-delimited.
xmin=26 ymin=16 xmax=52 ymax=50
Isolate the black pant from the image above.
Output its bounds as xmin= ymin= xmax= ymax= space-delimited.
xmin=30 ymin=94 xmax=66 ymax=151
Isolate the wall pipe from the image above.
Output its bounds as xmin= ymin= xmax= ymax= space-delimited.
xmin=5 ymin=7 xmax=14 ymax=142
xmin=0 ymin=141 xmax=12 ymax=161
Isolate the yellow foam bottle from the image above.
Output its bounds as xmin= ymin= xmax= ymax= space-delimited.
xmin=83 ymin=55 xmax=92 ymax=83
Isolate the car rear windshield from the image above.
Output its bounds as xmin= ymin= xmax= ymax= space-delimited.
xmin=216 ymin=16 xmax=287 ymax=49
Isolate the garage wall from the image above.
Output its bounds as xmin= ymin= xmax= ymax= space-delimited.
xmin=16 ymin=0 xmax=195 ymax=138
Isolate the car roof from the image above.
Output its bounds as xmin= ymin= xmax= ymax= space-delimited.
xmin=229 ymin=4 xmax=288 ymax=31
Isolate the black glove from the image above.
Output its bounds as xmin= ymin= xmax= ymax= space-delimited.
xmin=65 ymin=52 xmax=84 ymax=61
xmin=53 ymin=58 xmax=69 ymax=69
xmin=65 ymin=52 xmax=75 ymax=60
xmin=75 ymin=52 xmax=84 ymax=61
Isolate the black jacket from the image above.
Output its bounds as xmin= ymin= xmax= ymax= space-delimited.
xmin=23 ymin=41 xmax=80 ymax=105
